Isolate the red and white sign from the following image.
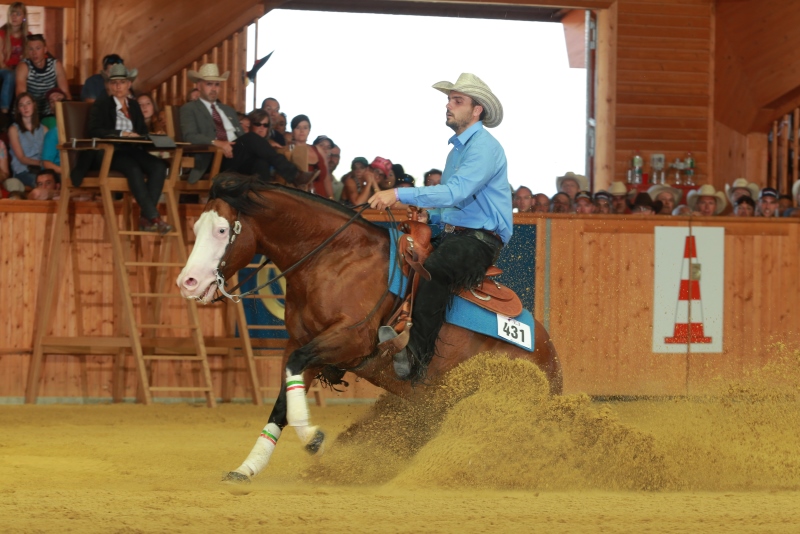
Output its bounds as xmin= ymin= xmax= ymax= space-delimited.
xmin=653 ymin=227 xmax=724 ymax=353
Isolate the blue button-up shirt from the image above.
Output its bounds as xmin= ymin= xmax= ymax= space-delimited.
xmin=396 ymin=121 xmax=513 ymax=244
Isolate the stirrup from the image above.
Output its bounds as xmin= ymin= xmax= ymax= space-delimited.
xmin=378 ymin=325 xmax=411 ymax=379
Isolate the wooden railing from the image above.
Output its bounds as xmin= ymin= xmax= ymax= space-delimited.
xmin=768 ymin=109 xmax=798 ymax=195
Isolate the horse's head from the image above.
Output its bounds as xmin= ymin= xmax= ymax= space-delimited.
xmin=176 ymin=196 xmax=257 ymax=303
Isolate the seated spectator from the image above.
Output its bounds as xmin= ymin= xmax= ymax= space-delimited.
xmin=574 ymin=190 xmax=595 ymax=214
xmin=237 ymin=112 xmax=250 ymax=133
xmin=179 ymin=64 xmax=312 ymax=186
xmin=136 ymin=94 xmax=166 ymax=134
xmin=290 ymin=114 xmax=330 ymax=197
xmin=531 ymin=193 xmax=549 ymax=213
xmin=16 ymin=34 xmax=70 ymax=117
xmin=246 ymin=109 xmax=269 ymax=139
xmin=686 ymin=184 xmax=726 ymax=216
xmin=27 ymin=168 xmax=58 ymax=200
xmin=629 ymin=192 xmax=661 ymax=215
xmin=84 ymin=64 xmax=171 ymax=234
xmin=785 ymin=181 xmax=800 ymax=217
xmin=608 ymin=181 xmax=628 ymax=214
xmin=725 ymin=177 xmax=758 ymax=205
xmin=185 ymin=88 xmax=199 ymax=103
xmin=733 ymin=195 xmax=755 ymax=217
xmin=81 ymin=53 xmax=123 ymax=103
xmin=550 ymin=191 xmax=571 ymax=213
xmin=757 ymin=188 xmax=779 ymax=217
xmin=340 ymin=156 xmax=372 ymax=206
xmin=8 ymin=92 xmax=46 ymax=187
xmin=424 ymin=168 xmax=442 ymax=186
xmin=672 ymin=204 xmax=692 ymax=216
xmin=513 ymin=186 xmax=533 ymax=212
xmin=0 ymin=3 xmax=30 ymax=115
xmin=40 ymin=121 xmax=60 ymax=174
xmin=556 ymin=171 xmax=588 ymax=200
xmin=647 ymin=184 xmax=681 ymax=215
xmin=328 ymin=143 xmax=342 ymax=201
xmin=593 ymin=190 xmax=612 ymax=214
xmin=0 ymin=137 xmax=9 ymax=181
xmin=40 ymin=87 xmax=66 ymax=129
xmin=778 ymin=194 xmax=793 ymax=215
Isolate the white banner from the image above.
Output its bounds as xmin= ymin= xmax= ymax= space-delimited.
xmin=653 ymin=227 xmax=724 ymax=353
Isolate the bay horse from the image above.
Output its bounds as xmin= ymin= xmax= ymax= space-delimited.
xmin=176 ymin=173 xmax=562 ymax=482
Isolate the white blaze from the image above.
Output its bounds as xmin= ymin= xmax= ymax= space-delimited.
xmin=176 ymin=210 xmax=231 ymax=302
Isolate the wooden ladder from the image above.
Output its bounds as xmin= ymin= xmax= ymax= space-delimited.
xmin=26 ymin=102 xmax=216 ymax=406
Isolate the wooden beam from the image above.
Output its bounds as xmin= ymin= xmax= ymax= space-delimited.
xmin=594 ymin=2 xmax=617 ymax=191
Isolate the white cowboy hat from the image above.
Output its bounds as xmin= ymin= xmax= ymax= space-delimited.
xmin=187 ymin=63 xmax=230 ymax=83
xmin=3 ymin=177 xmax=25 ymax=193
xmin=102 ymin=63 xmax=137 ymax=82
xmin=686 ymin=184 xmax=728 ymax=215
xmin=648 ymin=184 xmax=682 ymax=206
xmin=792 ymin=179 xmax=800 ymax=200
xmin=724 ymin=178 xmax=759 ymax=203
xmin=607 ymin=181 xmax=628 ymax=196
xmin=556 ymin=172 xmax=589 ymax=193
xmin=432 ymin=73 xmax=503 ymax=128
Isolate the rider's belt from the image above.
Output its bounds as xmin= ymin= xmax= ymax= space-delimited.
xmin=443 ymin=223 xmax=503 ymax=248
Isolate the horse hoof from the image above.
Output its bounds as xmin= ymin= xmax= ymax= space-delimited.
xmin=222 ymin=471 xmax=251 ymax=485
xmin=305 ymin=429 xmax=325 ymax=455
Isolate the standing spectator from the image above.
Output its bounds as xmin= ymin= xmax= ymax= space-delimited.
xmin=734 ymin=196 xmax=755 ymax=217
xmin=593 ymin=190 xmax=612 ymax=214
xmin=0 ymin=2 xmax=29 ymax=115
xmin=290 ymin=114 xmax=330 ymax=197
xmin=136 ymin=94 xmax=166 ymax=134
xmin=329 ymin=143 xmax=342 ymax=201
xmin=550 ymin=191 xmax=571 ymax=213
xmin=647 ymin=184 xmax=681 ymax=215
xmin=340 ymin=156 xmax=373 ymax=206
xmin=532 ymin=193 xmax=550 ymax=213
xmin=686 ymin=184 xmax=727 ymax=216
xmin=16 ymin=35 xmax=70 ymax=117
xmin=513 ymin=186 xmax=533 ymax=212
xmin=757 ymin=188 xmax=780 ymax=218
xmin=313 ymin=135 xmax=336 ymax=198
xmin=424 ymin=168 xmax=442 ymax=186
xmin=86 ymin=64 xmax=170 ymax=234
xmin=629 ymin=192 xmax=661 ymax=215
xmin=369 ymin=156 xmax=394 ymax=190
xmin=608 ymin=181 xmax=628 ymax=214
xmin=8 ymin=92 xmax=46 ymax=187
xmin=556 ymin=171 xmax=588 ymax=200
xmin=725 ymin=177 xmax=759 ymax=205
xmin=273 ymin=112 xmax=289 ymax=146
xmin=574 ymin=190 xmax=595 ymax=214
xmin=262 ymin=97 xmax=285 ymax=147
xmin=778 ymin=194 xmax=793 ymax=215
xmin=81 ymin=54 xmax=123 ymax=103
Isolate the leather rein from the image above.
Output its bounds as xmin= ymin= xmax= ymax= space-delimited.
xmin=208 ymin=203 xmax=401 ymax=334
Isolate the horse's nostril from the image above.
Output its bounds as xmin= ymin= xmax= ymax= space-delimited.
xmin=184 ymin=277 xmax=198 ymax=288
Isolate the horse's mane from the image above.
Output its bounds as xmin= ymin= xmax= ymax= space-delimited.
xmin=209 ymin=172 xmax=380 ymax=227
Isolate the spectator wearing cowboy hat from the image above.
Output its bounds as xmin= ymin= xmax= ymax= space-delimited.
xmin=608 ymin=181 xmax=629 ymax=214
xmin=734 ymin=195 xmax=756 ymax=217
xmin=574 ymin=190 xmax=595 ymax=214
xmin=647 ymin=184 xmax=681 ymax=215
xmin=83 ymin=64 xmax=170 ymax=234
xmin=593 ymin=190 xmax=613 ymax=214
xmin=687 ymin=184 xmax=727 ymax=216
xmin=725 ymin=177 xmax=759 ymax=205
xmin=672 ymin=205 xmax=692 ymax=216
xmin=179 ymin=63 xmax=315 ymax=187
xmin=629 ymin=192 xmax=662 ymax=215
xmin=757 ymin=187 xmax=780 ymax=217
xmin=556 ymin=171 xmax=588 ymax=200
xmin=367 ymin=72 xmax=510 ymax=382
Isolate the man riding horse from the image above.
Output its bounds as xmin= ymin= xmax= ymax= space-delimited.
xmin=369 ymin=73 xmax=511 ymax=382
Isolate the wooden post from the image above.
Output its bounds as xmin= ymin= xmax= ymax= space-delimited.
xmin=771 ymin=120 xmax=778 ymax=189
xmin=794 ymin=108 xmax=799 ymax=189
xmin=780 ymin=114 xmax=790 ymax=194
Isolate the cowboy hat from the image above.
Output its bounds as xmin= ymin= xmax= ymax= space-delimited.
xmin=607 ymin=181 xmax=628 ymax=196
xmin=102 ymin=63 xmax=137 ymax=82
xmin=629 ymin=192 xmax=662 ymax=213
xmin=432 ymin=73 xmax=503 ymax=128
xmin=686 ymin=184 xmax=728 ymax=214
xmin=648 ymin=184 xmax=682 ymax=206
xmin=792 ymin=179 xmax=800 ymax=200
xmin=556 ymin=172 xmax=589 ymax=193
xmin=187 ymin=63 xmax=230 ymax=83
xmin=725 ymin=178 xmax=759 ymax=203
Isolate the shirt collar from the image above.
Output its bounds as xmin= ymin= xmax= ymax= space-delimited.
xmin=199 ymin=98 xmax=218 ymax=113
xmin=113 ymin=95 xmax=128 ymax=110
xmin=448 ymin=121 xmax=483 ymax=150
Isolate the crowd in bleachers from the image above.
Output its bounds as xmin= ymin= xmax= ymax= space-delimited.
xmin=0 ymin=0 xmax=798 ymax=227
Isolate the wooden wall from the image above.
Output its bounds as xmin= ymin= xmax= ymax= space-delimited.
xmin=2 ymin=203 xmax=799 ymax=401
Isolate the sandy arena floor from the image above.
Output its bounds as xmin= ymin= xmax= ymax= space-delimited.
xmin=2 ymin=352 xmax=800 ymax=533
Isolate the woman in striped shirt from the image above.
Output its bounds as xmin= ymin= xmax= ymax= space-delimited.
xmin=15 ymin=34 xmax=69 ymax=118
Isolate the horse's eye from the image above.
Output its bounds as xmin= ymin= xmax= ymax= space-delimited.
xmin=218 ymin=228 xmax=226 ymax=234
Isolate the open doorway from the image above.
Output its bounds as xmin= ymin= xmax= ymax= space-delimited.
xmin=245 ymin=7 xmax=589 ymax=196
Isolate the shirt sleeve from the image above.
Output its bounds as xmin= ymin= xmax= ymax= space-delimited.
xmin=396 ymin=141 xmax=499 ymax=208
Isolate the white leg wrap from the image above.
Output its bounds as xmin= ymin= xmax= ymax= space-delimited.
xmin=234 ymin=423 xmax=281 ymax=477
xmin=285 ymin=372 xmax=317 ymax=444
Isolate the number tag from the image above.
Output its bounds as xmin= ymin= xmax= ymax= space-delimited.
xmin=497 ymin=315 xmax=532 ymax=349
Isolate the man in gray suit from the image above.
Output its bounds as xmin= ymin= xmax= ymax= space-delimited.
xmin=180 ymin=64 xmax=315 ymax=185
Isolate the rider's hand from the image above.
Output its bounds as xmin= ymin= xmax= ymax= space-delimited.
xmin=369 ymin=189 xmax=399 ymax=211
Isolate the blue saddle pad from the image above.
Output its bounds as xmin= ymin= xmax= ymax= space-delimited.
xmin=387 ymin=230 xmax=534 ymax=352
